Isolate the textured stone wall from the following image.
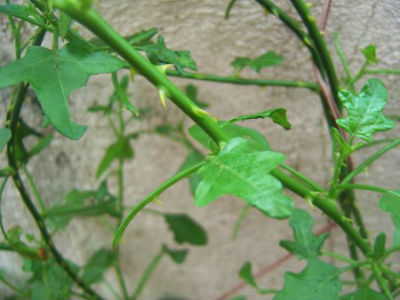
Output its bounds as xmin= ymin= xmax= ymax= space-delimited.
xmin=0 ymin=1 xmax=399 ymax=299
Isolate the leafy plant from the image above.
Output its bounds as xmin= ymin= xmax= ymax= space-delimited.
xmin=0 ymin=0 xmax=399 ymax=300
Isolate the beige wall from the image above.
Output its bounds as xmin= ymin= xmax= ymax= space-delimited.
xmin=1 ymin=1 xmax=400 ymax=299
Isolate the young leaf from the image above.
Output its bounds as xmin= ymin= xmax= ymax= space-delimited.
xmin=164 ymin=213 xmax=208 ymax=245
xmin=280 ymin=209 xmax=328 ymax=260
xmin=239 ymin=261 xmax=271 ymax=294
xmin=139 ymin=36 xmax=197 ymax=72
xmin=96 ymin=137 xmax=134 ymax=178
xmin=23 ymin=259 xmax=73 ymax=300
xmin=185 ymin=84 xmax=209 ymax=108
xmin=336 ymin=79 xmax=395 ymax=142
xmin=373 ymin=233 xmax=386 ymax=260
xmin=230 ymin=108 xmax=291 ymax=130
xmin=59 ymin=12 xmax=72 ymax=39
xmin=0 ymin=42 xmax=125 ymax=139
xmin=231 ymin=51 xmax=282 ymax=73
xmin=82 ymin=249 xmax=115 ymax=284
xmin=274 ymin=259 xmax=341 ymax=300
xmin=340 ymin=288 xmax=387 ymax=300
xmin=0 ymin=4 xmax=46 ymax=27
xmin=178 ymin=151 xmax=204 ymax=196
xmin=361 ymin=45 xmax=378 ymax=65
xmin=195 ymin=137 xmax=293 ymax=219
xmin=162 ymin=244 xmax=188 ymax=264
xmin=379 ymin=190 xmax=400 ymax=246
xmin=0 ymin=128 xmax=11 ymax=151
xmin=189 ymin=122 xmax=269 ymax=152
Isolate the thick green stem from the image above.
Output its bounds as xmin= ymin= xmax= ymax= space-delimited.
xmin=53 ymin=2 xmax=229 ymax=146
xmin=166 ymin=70 xmax=319 ymax=91
xmin=130 ymin=248 xmax=164 ymax=300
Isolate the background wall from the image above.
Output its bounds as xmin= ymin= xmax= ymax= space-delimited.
xmin=1 ymin=1 xmax=400 ymax=299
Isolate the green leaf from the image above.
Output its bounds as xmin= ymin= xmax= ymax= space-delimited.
xmin=231 ymin=51 xmax=282 ymax=73
xmin=27 ymin=133 xmax=53 ymax=158
xmin=361 ymin=45 xmax=378 ymax=65
xmin=90 ymin=28 xmax=158 ymax=50
xmin=340 ymin=288 xmax=387 ymax=300
xmin=195 ymin=137 xmax=293 ymax=218
xmin=185 ymin=84 xmax=209 ymax=108
xmin=46 ymin=182 xmax=120 ymax=231
xmin=189 ymin=122 xmax=269 ymax=152
xmin=379 ymin=190 xmax=400 ymax=246
xmin=0 ymin=43 xmax=124 ymax=139
xmin=162 ymin=244 xmax=188 ymax=264
xmin=179 ymin=151 xmax=204 ymax=196
xmin=82 ymin=249 xmax=115 ymax=284
xmin=0 ymin=128 xmax=11 ymax=151
xmin=6 ymin=227 xmax=44 ymax=260
xmin=336 ymin=79 xmax=395 ymax=142
xmin=164 ymin=213 xmax=208 ymax=245
xmin=239 ymin=261 xmax=271 ymax=294
xmin=0 ymin=4 xmax=46 ymax=27
xmin=274 ymin=259 xmax=341 ymax=300
xmin=373 ymin=232 xmax=386 ymax=260
xmin=23 ymin=259 xmax=73 ymax=300
xmin=139 ymin=36 xmax=197 ymax=72
xmin=230 ymin=108 xmax=291 ymax=130
xmin=280 ymin=209 xmax=328 ymax=260
xmin=96 ymin=137 xmax=134 ymax=178
xmin=59 ymin=12 xmax=72 ymax=39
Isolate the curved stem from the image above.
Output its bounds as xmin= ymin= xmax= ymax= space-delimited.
xmin=113 ymin=161 xmax=206 ymax=250
xmin=166 ymin=70 xmax=319 ymax=91
xmin=289 ymin=0 xmax=340 ymax=108
xmin=337 ymin=183 xmax=397 ymax=195
xmin=341 ymin=139 xmax=400 ymax=185
xmin=52 ymin=2 xmax=229 ymax=146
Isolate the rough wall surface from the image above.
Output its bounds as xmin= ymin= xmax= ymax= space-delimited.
xmin=0 ymin=0 xmax=399 ymax=299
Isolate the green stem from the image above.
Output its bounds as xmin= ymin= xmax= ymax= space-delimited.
xmin=349 ymin=62 xmax=367 ymax=86
xmin=103 ymin=277 xmax=122 ymax=300
xmin=113 ymin=161 xmax=206 ymax=250
xmin=6 ymin=83 xmax=102 ymax=299
xmin=341 ymin=139 xmax=400 ymax=185
xmin=271 ymin=169 xmax=372 ymax=256
xmin=130 ymin=248 xmax=164 ymax=300
xmin=255 ymin=0 xmax=325 ymax=74
xmin=0 ymin=272 xmax=19 ymax=292
xmin=231 ymin=204 xmax=250 ymax=240
xmin=53 ymin=2 xmax=229 ymax=146
xmin=337 ymin=183 xmax=397 ymax=195
xmin=166 ymin=70 xmax=319 ymax=91
xmin=0 ymin=242 xmax=13 ymax=251
xmin=322 ymin=250 xmax=361 ymax=265
xmin=225 ymin=0 xmax=238 ymax=19
xmin=371 ymin=262 xmax=393 ymax=299
xmin=341 ymin=261 xmax=369 ymax=273
xmin=364 ymin=69 xmax=400 ymax=76
xmin=280 ymin=163 xmax=324 ymax=192
xmin=333 ymin=31 xmax=352 ymax=90
xmin=290 ymin=0 xmax=341 ymax=108
xmin=22 ymin=165 xmax=46 ymax=214
xmin=5 ymin=0 xmax=22 ymax=59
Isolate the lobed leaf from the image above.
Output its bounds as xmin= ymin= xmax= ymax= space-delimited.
xmin=239 ymin=261 xmax=271 ymax=294
xmin=274 ymin=259 xmax=341 ymax=300
xmin=231 ymin=51 xmax=282 ymax=73
xmin=162 ymin=244 xmax=188 ymax=264
xmin=0 ymin=42 xmax=125 ymax=139
xmin=194 ymin=137 xmax=293 ymax=219
xmin=96 ymin=137 xmax=134 ymax=179
xmin=336 ymin=79 xmax=395 ymax=142
xmin=230 ymin=108 xmax=291 ymax=130
xmin=82 ymin=249 xmax=115 ymax=284
xmin=139 ymin=36 xmax=197 ymax=72
xmin=280 ymin=209 xmax=328 ymax=260
xmin=0 ymin=128 xmax=11 ymax=151
xmin=164 ymin=213 xmax=208 ymax=245
xmin=379 ymin=190 xmax=400 ymax=246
